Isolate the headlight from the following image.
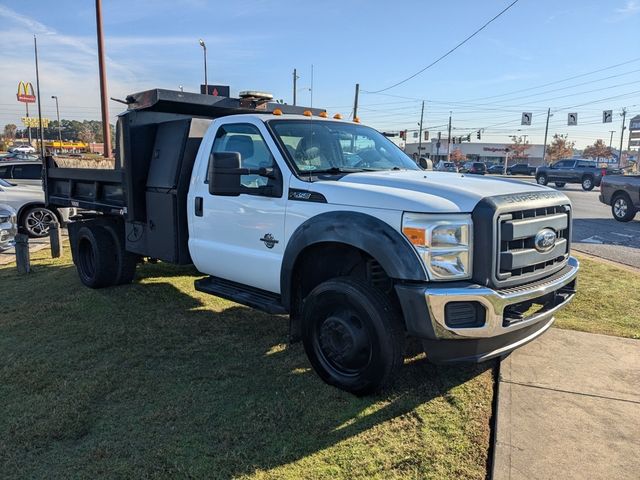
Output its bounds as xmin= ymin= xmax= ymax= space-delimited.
xmin=0 ymin=205 xmax=17 ymax=224
xmin=402 ymin=213 xmax=473 ymax=280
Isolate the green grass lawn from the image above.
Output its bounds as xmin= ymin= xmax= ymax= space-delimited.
xmin=1 ymin=248 xmax=493 ymax=479
xmin=2 ymin=248 xmax=636 ymax=479
xmin=555 ymin=255 xmax=640 ymax=339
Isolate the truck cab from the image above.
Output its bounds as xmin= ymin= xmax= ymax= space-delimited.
xmin=45 ymin=89 xmax=579 ymax=395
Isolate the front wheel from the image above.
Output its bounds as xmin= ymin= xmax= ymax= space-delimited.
xmin=554 ymin=182 xmax=566 ymax=188
xmin=536 ymin=174 xmax=548 ymax=186
xmin=581 ymin=176 xmax=595 ymax=191
xmin=612 ymin=194 xmax=637 ymax=222
xmin=301 ymin=278 xmax=405 ymax=396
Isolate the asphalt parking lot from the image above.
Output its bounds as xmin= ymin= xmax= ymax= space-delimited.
xmin=514 ymin=178 xmax=640 ymax=269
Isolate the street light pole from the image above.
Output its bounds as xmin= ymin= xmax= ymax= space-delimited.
xmin=34 ymin=35 xmax=45 ymax=159
xmin=609 ymin=130 xmax=615 ymax=148
xmin=51 ymin=96 xmax=62 ymax=149
xmin=199 ymin=39 xmax=208 ymax=94
xmin=95 ymin=0 xmax=111 ymax=159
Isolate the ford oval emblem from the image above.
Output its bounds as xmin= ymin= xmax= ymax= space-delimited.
xmin=534 ymin=228 xmax=557 ymax=253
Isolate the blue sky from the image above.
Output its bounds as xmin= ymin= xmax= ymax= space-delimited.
xmin=1 ymin=0 xmax=639 ymax=147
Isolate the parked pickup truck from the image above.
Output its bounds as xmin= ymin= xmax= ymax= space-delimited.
xmin=535 ymin=158 xmax=612 ymax=190
xmin=599 ymin=175 xmax=640 ymax=222
xmin=44 ymin=89 xmax=579 ymax=395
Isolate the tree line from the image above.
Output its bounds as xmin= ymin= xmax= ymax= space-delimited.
xmin=3 ymin=120 xmax=115 ymax=144
xmin=449 ymin=134 xmax=616 ymax=165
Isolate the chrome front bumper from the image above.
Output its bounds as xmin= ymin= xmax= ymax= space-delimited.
xmin=425 ymin=256 xmax=579 ymax=340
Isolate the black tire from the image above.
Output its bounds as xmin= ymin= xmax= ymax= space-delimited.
xmin=611 ymin=193 xmax=637 ymax=222
xmin=75 ymin=225 xmax=119 ymax=288
xmin=301 ymin=278 xmax=405 ymax=396
xmin=103 ymin=225 xmax=138 ymax=285
xmin=21 ymin=206 xmax=58 ymax=238
xmin=581 ymin=176 xmax=595 ymax=191
xmin=536 ymin=174 xmax=548 ymax=186
xmin=554 ymin=182 xmax=566 ymax=188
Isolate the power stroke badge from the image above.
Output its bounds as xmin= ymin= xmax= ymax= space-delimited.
xmin=260 ymin=233 xmax=279 ymax=249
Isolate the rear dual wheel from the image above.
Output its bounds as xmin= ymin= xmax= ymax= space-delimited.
xmin=75 ymin=224 xmax=137 ymax=288
xmin=301 ymin=278 xmax=405 ymax=396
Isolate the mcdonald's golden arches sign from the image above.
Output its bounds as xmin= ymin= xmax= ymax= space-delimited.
xmin=17 ymin=81 xmax=36 ymax=103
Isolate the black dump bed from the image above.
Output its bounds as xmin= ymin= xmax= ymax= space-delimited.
xmin=45 ymin=89 xmax=324 ymax=264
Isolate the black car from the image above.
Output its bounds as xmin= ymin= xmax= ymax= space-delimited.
xmin=507 ymin=163 xmax=536 ymax=175
xmin=487 ymin=164 xmax=505 ymax=174
xmin=461 ymin=161 xmax=486 ymax=175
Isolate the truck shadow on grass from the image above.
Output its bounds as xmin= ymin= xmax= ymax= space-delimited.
xmin=0 ymin=260 xmax=494 ymax=479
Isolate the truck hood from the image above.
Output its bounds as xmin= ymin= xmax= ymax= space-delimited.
xmin=314 ymin=170 xmax=557 ymax=213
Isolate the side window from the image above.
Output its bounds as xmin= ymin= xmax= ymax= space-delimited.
xmin=12 ymin=164 xmax=42 ymax=179
xmin=0 ymin=165 xmax=11 ymax=178
xmin=210 ymin=123 xmax=277 ymax=193
xmin=554 ymin=160 xmax=570 ymax=168
xmin=576 ymin=161 xmax=593 ymax=168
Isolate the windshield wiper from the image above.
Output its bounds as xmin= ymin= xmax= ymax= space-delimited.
xmin=310 ymin=167 xmax=365 ymax=174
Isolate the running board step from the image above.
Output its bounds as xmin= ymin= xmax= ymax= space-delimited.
xmin=194 ymin=276 xmax=287 ymax=315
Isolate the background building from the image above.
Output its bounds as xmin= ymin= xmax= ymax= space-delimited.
xmin=405 ymin=140 xmax=545 ymax=165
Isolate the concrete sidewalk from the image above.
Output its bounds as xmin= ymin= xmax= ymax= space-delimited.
xmin=493 ymin=328 xmax=640 ymax=480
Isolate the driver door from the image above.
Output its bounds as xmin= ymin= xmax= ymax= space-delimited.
xmin=188 ymin=120 xmax=289 ymax=293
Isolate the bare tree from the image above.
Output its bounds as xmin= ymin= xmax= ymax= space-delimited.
xmin=77 ymin=124 xmax=95 ymax=144
xmin=3 ymin=123 xmax=17 ymax=140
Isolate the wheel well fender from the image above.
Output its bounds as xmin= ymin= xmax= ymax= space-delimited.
xmin=17 ymin=202 xmax=47 ymax=222
xmin=280 ymin=211 xmax=426 ymax=308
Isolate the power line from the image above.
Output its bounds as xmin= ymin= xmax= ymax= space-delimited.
xmin=458 ymin=56 xmax=640 ymax=103
xmin=366 ymin=0 xmax=520 ymax=93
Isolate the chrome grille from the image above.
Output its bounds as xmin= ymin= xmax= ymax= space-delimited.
xmin=495 ymin=204 xmax=571 ymax=286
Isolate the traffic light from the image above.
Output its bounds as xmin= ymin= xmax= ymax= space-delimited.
xmin=477 ymin=130 xmax=481 ymax=140
xmin=466 ymin=134 xmax=471 ymax=142
xmin=452 ymin=137 xmax=456 ymax=144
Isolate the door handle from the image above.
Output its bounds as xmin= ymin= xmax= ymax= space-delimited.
xmin=195 ymin=196 xmax=203 ymax=217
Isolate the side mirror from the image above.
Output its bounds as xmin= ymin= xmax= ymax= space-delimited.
xmin=208 ymin=152 xmax=242 ymax=196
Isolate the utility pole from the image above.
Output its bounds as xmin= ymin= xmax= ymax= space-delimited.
xmin=446 ymin=112 xmax=452 ymax=162
xmin=417 ymin=101 xmax=425 ymax=161
xmin=353 ymin=83 xmax=360 ymax=120
xmin=95 ymin=0 xmax=111 ymax=159
xmin=542 ymin=107 xmax=551 ymax=165
xmin=618 ymin=108 xmax=627 ymax=168
xmin=34 ymin=35 xmax=45 ymax=159
xmin=51 ymin=96 xmax=62 ymax=149
xmin=609 ymin=130 xmax=615 ymax=148
xmin=292 ymin=68 xmax=298 ymax=106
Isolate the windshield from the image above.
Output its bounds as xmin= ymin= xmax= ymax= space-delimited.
xmin=269 ymin=120 xmax=420 ymax=174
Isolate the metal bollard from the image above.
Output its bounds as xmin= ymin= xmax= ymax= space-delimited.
xmin=49 ymin=221 xmax=63 ymax=258
xmin=15 ymin=233 xmax=31 ymax=274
